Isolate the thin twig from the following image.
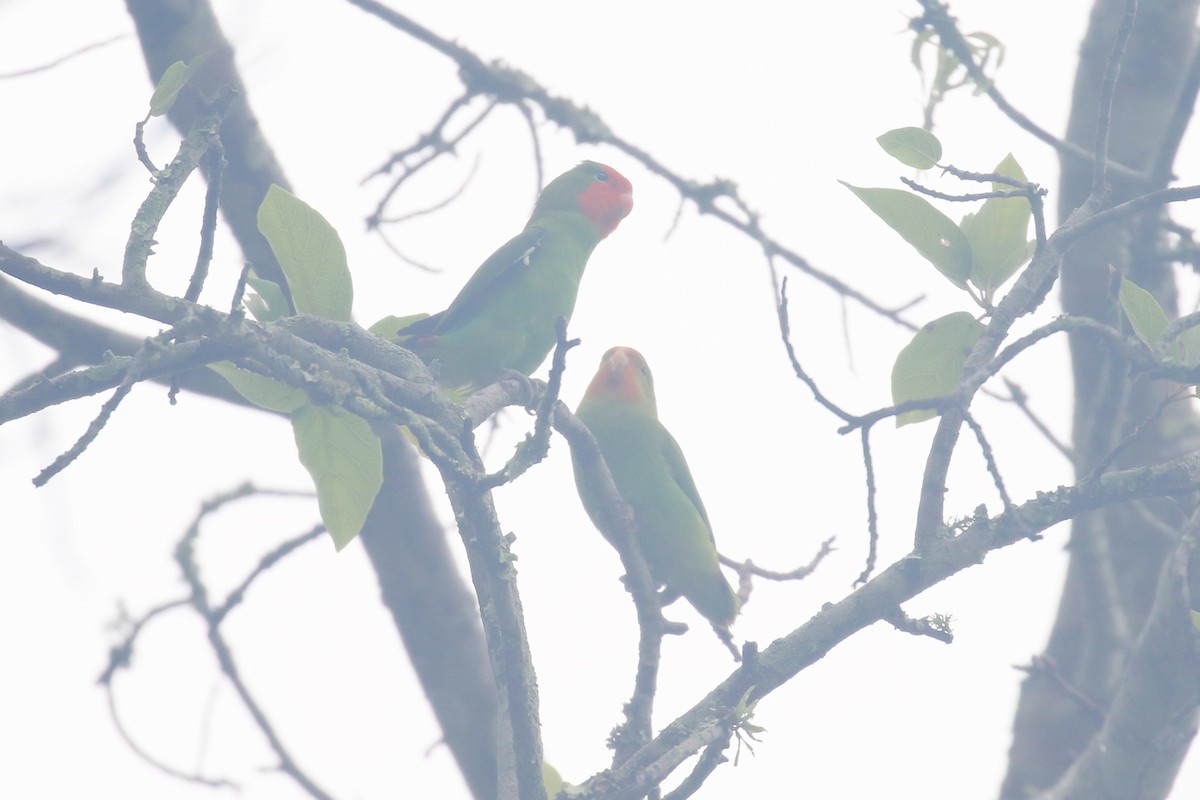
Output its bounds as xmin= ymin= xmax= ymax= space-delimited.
xmin=0 ymin=33 xmax=125 ymax=78
xmin=515 ymin=100 xmax=545 ymax=192
xmin=34 ymin=330 xmax=182 ymax=486
xmin=1148 ymin=44 xmax=1200 ymax=186
xmin=717 ymin=536 xmax=835 ymax=584
xmin=1090 ymin=0 xmax=1140 ymax=197
xmin=212 ymin=524 xmax=324 ymax=624
xmin=1002 ymin=379 xmax=1074 ymax=464
xmin=964 ymin=411 xmax=1014 ymax=515
xmin=477 ymin=318 xmax=579 ymax=491
xmin=185 ymin=140 xmax=226 ymax=304
xmin=362 ymin=92 xmax=472 ymax=182
xmin=1083 ymin=389 xmax=1182 ymax=482
xmin=105 ymin=682 xmax=238 ymax=790
xmin=660 ymin=739 xmax=730 ymax=800
xmin=901 ymin=176 xmax=1033 ymax=203
xmin=1015 ymin=655 xmax=1107 ymax=723
xmin=912 ymin=0 xmax=1145 ymax=183
xmin=373 ymin=154 xmax=480 ymax=226
xmin=774 ymin=273 xmax=855 ymax=422
xmin=855 ymin=427 xmax=881 ymax=585
xmin=175 ymin=486 xmax=337 ymax=800
xmin=123 ymin=87 xmax=234 ymax=288
xmin=346 ymin=0 xmax=920 ymax=330
xmin=364 ymin=98 xmax=497 ymax=228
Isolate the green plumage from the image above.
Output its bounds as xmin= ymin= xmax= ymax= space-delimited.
xmin=573 ymin=347 xmax=738 ymax=627
xmin=394 ymin=161 xmax=632 ymax=397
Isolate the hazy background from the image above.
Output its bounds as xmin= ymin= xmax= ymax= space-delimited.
xmin=3 ymin=1 xmax=1195 ymax=797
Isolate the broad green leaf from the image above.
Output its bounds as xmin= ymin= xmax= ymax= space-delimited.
xmin=841 ymin=182 xmax=972 ymax=288
xmin=209 ymin=361 xmax=309 ymax=414
xmin=1119 ymin=278 xmax=1170 ymax=352
xmin=891 ymin=311 xmax=985 ymax=426
xmin=542 ymin=762 xmax=566 ymax=799
xmin=876 ymin=127 xmax=942 ymax=170
xmin=962 ymin=153 xmax=1032 ymax=299
xmin=257 ymin=185 xmax=353 ymax=321
xmin=244 ymin=271 xmax=291 ymax=322
xmin=1119 ymin=278 xmax=1200 ymax=373
xmin=292 ymin=405 xmax=383 ymax=550
xmin=1179 ymin=326 xmax=1200 ymax=368
xmin=369 ymin=313 xmax=431 ymax=342
xmin=148 ymin=54 xmax=209 ymax=117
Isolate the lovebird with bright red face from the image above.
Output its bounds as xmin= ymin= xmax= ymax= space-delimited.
xmin=393 ymin=161 xmax=633 ymax=397
xmin=572 ymin=347 xmax=739 ymax=628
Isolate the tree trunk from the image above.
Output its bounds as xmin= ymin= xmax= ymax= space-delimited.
xmin=1002 ymin=1 xmax=1200 ymax=796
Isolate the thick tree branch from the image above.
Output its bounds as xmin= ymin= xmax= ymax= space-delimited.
xmin=580 ymin=452 xmax=1200 ymax=798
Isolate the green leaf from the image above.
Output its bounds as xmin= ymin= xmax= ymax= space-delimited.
xmin=292 ymin=405 xmax=383 ymax=550
xmin=542 ymin=762 xmax=566 ymax=799
xmin=962 ymin=154 xmax=1031 ymax=300
xmin=841 ymin=182 xmax=972 ymax=288
xmin=1119 ymin=278 xmax=1170 ymax=352
xmin=1192 ymin=610 xmax=1200 ymax=633
xmin=891 ymin=311 xmax=986 ymax=426
xmin=148 ymin=54 xmax=209 ymax=117
xmin=257 ymin=185 xmax=353 ymax=321
xmin=369 ymin=313 xmax=431 ymax=342
xmin=1179 ymin=326 xmax=1200 ymax=368
xmin=876 ymin=127 xmax=943 ymax=169
xmin=209 ymin=361 xmax=309 ymax=413
xmin=244 ymin=271 xmax=291 ymax=322
xmin=1119 ymin=278 xmax=1200 ymax=371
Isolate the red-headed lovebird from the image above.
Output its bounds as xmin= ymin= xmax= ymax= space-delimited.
xmin=573 ymin=346 xmax=738 ymax=627
xmin=393 ymin=161 xmax=633 ymax=397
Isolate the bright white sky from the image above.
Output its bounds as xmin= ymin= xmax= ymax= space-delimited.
xmin=2 ymin=0 xmax=1197 ymax=797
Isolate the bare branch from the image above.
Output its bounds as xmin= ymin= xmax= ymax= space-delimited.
xmin=911 ymin=0 xmax=1146 ymax=183
xmin=0 ymin=33 xmax=125 ymax=78
xmin=1014 ymin=655 xmax=1107 ymax=725
xmin=478 ymin=318 xmax=579 ymax=491
xmin=1002 ymin=379 xmax=1074 ymax=464
xmin=184 ymin=140 xmax=226 ymax=304
xmin=175 ymin=488 xmax=338 ymax=800
xmin=581 ymin=451 xmax=1200 ymax=798
xmin=123 ymin=87 xmax=233 ymax=288
xmin=1088 ymin=0 xmax=1140 ymax=197
xmin=344 ymin=0 xmax=919 ymax=329
xmin=964 ymin=411 xmax=1015 ymax=516
xmin=33 ymin=329 xmax=184 ymax=486
xmin=718 ymin=536 xmax=836 ymax=584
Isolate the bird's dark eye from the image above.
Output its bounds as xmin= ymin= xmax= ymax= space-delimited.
xmin=595 ymin=170 xmax=609 ymax=182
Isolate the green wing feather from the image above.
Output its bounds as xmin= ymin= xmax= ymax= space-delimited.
xmin=657 ymin=425 xmax=716 ymax=538
xmin=398 ymin=226 xmax=547 ymax=337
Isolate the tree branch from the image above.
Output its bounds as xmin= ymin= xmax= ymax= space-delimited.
xmin=580 ymin=451 xmax=1200 ymax=798
xmin=342 ymin=0 xmax=919 ymax=330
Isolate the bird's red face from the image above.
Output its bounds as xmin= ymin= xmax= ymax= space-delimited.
xmin=584 ymin=346 xmax=653 ymax=405
xmin=576 ymin=164 xmax=633 ymax=238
